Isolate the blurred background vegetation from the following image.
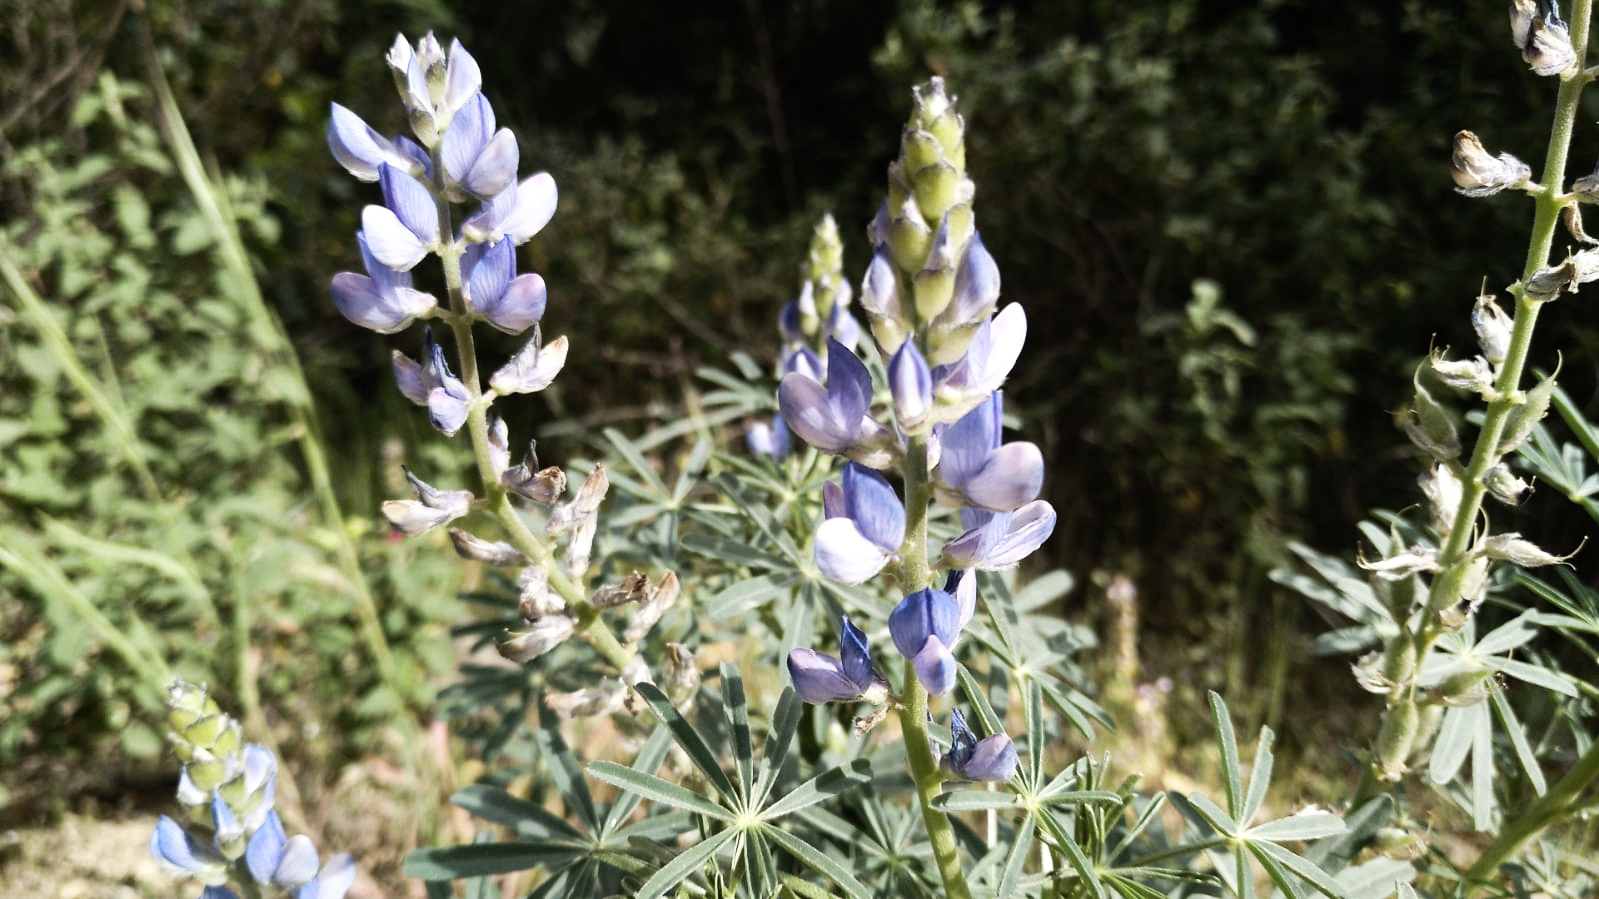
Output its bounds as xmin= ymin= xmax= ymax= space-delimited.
xmin=8 ymin=0 xmax=1599 ymax=872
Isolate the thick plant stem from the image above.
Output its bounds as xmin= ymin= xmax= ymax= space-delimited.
xmin=894 ymin=434 xmax=974 ymax=899
xmin=1467 ymin=737 xmax=1599 ymax=882
xmin=1357 ymin=0 xmax=1593 ymax=807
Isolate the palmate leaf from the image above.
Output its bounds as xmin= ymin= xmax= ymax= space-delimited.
xmin=588 ymin=667 xmax=873 ymax=899
xmin=1181 ymin=694 xmax=1347 ymax=899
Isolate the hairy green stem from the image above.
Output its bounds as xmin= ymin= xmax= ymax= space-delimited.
xmin=893 ymin=434 xmax=974 ymax=899
xmin=1358 ymin=0 xmax=1594 ymax=808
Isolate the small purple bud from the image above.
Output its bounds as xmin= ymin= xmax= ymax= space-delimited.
xmin=782 ymin=346 xmax=823 ymax=381
xmin=747 ymin=415 xmax=791 ymax=460
xmin=463 ymin=239 xmax=548 ymax=334
xmin=440 ymin=38 xmax=483 ymax=124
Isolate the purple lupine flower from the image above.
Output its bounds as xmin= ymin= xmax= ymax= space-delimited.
xmin=441 ymin=93 xmax=520 ymax=201
xmin=888 ymin=340 xmax=932 ymax=433
xmin=329 ymin=232 xmax=438 ymax=333
xmin=888 ymin=580 xmax=974 ymax=695
xmin=462 ymin=172 xmax=559 ymax=245
xmin=361 ymin=163 xmax=440 ymax=271
xmin=747 ymin=415 xmax=791 ymax=460
xmin=327 ymin=103 xmax=428 ymax=182
xmin=940 ymin=709 xmax=1018 ymax=782
xmin=815 ymin=463 xmax=906 ymax=584
xmin=392 ymin=329 xmax=470 ymax=435
xmin=777 ymin=338 xmax=891 ymax=463
xmin=150 ymin=815 xmax=228 ymax=884
xmin=462 ymin=238 xmax=548 ymax=334
xmin=942 ymin=500 xmax=1056 ymax=570
xmin=934 ymin=303 xmax=1026 ymax=411
xmin=244 ymin=811 xmax=356 ymax=898
xmin=787 ymin=616 xmax=888 ymax=704
xmin=936 ymin=391 xmax=1044 ymax=511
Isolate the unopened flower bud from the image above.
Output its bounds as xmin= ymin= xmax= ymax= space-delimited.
xmin=889 ymin=340 xmax=933 ymax=434
xmin=1451 ymin=131 xmax=1531 ymax=197
xmin=1483 ymin=463 xmax=1533 ymax=504
xmin=1472 ymin=294 xmax=1512 ymax=365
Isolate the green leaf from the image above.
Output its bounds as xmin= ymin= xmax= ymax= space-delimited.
xmin=404 ymin=842 xmax=582 ymax=880
xmin=586 ymin=761 xmax=733 ymax=821
xmin=634 ymin=827 xmax=737 ymax=899
xmin=634 ymin=682 xmax=739 ymax=802
xmin=1427 ymin=702 xmax=1483 ymax=786
xmin=1208 ymin=691 xmax=1244 ymax=821
xmin=1489 ymin=685 xmax=1546 ymax=796
xmin=759 ymin=758 xmax=873 ymax=819
xmin=754 ymin=687 xmax=802 ymax=807
xmin=762 ymin=821 xmax=873 ymax=899
xmin=722 ymin=664 xmax=756 ymax=800
xmin=1240 ymin=726 xmax=1275 ymax=828
xmin=1252 ymin=839 xmax=1346 ymax=898
xmin=1245 ymin=813 xmax=1345 ymax=842
xmin=451 ymin=784 xmax=579 ymax=839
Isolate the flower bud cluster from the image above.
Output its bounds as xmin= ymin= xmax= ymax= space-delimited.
xmin=149 ymin=680 xmax=354 ymax=899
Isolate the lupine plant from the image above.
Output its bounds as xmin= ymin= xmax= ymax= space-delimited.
xmin=138 ymin=4 xmax=1599 ymax=898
